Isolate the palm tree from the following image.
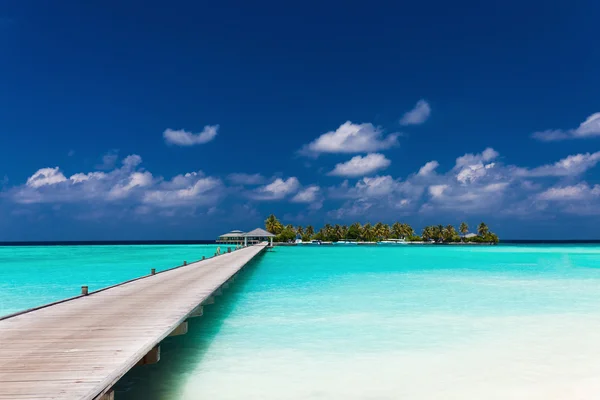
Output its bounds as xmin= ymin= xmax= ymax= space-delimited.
xmin=459 ymin=222 xmax=468 ymax=236
xmin=422 ymin=226 xmax=433 ymax=241
xmin=264 ymin=214 xmax=283 ymax=234
xmin=296 ymin=226 xmax=304 ymax=237
xmin=340 ymin=225 xmax=349 ymax=239
xmin=436 ymin=224 xmax=444 ymax=242
xmin=333 ymin=224 xmax=343 ymax=241
xmin=361 ymin=223 xmax=374 ymax=242
xmin=323 ymin=224 xmax=334 ymax=241
xmin=444 ymin=224 xmax=457 ymax=242
xmin=478 ymin=222 xmax=489 ymax=236
xmin=401 ymin=223 xmax=414 ymax=238
xmin=381 ymin=224 xmax=391 ymax=240
xmin=347 ymin=222 xmax=361 ymax=240
xmin=305 ymin=225 xmax=314 ymax=237
xmin=373 ymin=222 xmax=385 ymax=240
xmin=392 ymin=222 xmax=402 ymax=238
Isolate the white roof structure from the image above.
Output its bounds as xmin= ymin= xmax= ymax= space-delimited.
xmin=243 ymin=228 xmax=276 ymax=237
xmin=218 ymin=228 xmax=276 ymax=239
xmin=219 ymin=230 xmax=245 ymax=238
xmin=463 ymin=233 xmax=477 ymax=238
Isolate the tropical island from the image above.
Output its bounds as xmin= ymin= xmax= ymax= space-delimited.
xmin=264 ymin=214 xmax=499 ymax=244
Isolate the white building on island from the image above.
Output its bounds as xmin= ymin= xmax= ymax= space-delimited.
xmin=217 ymin=228 xmax=275 ymax=246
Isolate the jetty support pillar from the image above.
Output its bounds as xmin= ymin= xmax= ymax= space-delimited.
xmin=168 ymin=321 xmax=188 ymax=337
xmin=136 ymin=345 xmax=160 ymax=366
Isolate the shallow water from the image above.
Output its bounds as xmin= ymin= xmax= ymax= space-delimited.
xmin=0 ymin=244 xmax=220 ymax=315
xmin=3 ymin=244 xmax=600 ymax=398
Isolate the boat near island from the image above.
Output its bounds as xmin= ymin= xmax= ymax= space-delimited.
xmin=333 ymin=240 xmax=358 ymax=245
xmin=377 ymin=239 xmax=408 ymax=245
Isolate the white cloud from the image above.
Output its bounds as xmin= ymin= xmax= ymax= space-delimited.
xmin=26 ymin=167 xmax=67 ymax=188
xmin=418 ymin=161 xmax=439 ymax=176
xmin=11 ymin=155 xmax=223 ymax=212
xmin=108 ymin=171 xmax=154 ymax=199
xmin=428 ymin=184 xmax=448 ymax=197
xmin=291 ymin=185 xmax=320 ymax=203
xmin=122 ymin=154 xmax=142 ymax=168
xmin=143 ymin=176 xmax=223 ymax=207
xmin=163 ymin=125 xmax=219 ymax=146
xmin=455 ymin=147 xmax=499 ymax=168
xmin=69 ymin=172 xmax=106 ymax=184
xmin=515 ymin=152 xmax=600 ymax=177
xmin=537 ymin=183 xmax=600 ymax=201
xmin=453 ymin=148 xmax=499 ymax=184
xmin=328 ymin=153 xmax=391 ymax=177
xmin=532 ymin=113 xmax=600 ymax=141
xmin=252 ymin=177 xmax=300 ymax=200
xmin=400 ymin=99 xmax=431 ymax=126
xmin=355 ymin=176 xmax=399 ymax=197
xmin=227 ymin=173 xmax=266 ymax=185
xmin=456 ymin=162 xmax=495 ymax=184
xmin=300 ymin=121 xmax=399 ymax=156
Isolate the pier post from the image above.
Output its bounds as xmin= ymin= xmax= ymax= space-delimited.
xmin=136 ymin=345 xmax=160 ymax=366
xmin=202 ymin=256 xmax=205 ymax=260
xmin=151 ymin=268 xmax=156 ymax=275
xmin=189 ymin=305 xmax=204 ymax=317
xmin=227 ymin=247 xmax=231 ymax=253
xmin=183 ymin=261 xmax=187 ymax=266
xmin=168 ymin=321 xmax=188 ymax=337
xmin=81 ymin=286 xmax=88 ymax=296
xmin=98 ymin=391 xmax=114 ymax=400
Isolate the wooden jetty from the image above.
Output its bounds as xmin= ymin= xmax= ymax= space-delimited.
xmin=0 ymin=243 xmax=267 ymax=400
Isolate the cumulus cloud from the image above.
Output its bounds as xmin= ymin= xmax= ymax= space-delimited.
xmin=227 ymin=173 xmax=266 ymax=185
xmin=455 ymin=147 xmax=499 ymax=168
xmin=291 ymin=185 xmax=320 ymax=203
xmin=456 ymin=162 xmax=496 ymax=184
xmin=299 ymin=122 xmax=399 ymax=156
xmin=515 ymin=152 xmax=600 ymax=177
xmin=328 ymin=153 xmax=391 ymax=177
xmin=11 ymin=144 xmax=600 ymax=223
xmin=418 ymin=161 xmax=439 ymax=176
xmin=251 ymin=177 xmax=300 ymax=200
xmin=328 ymin=147 xmax=512 ymax=218
xmin=108 ymin=171 xmax=154 ymax=199
xmin=532 ymin=113 xmax=600 ymax=141
xmin=428 ymin=184 xmax=448 ymax=197
xmin=122 ymin=154 xmax=143 ymax=168
xmin=26 ymin=167 xmax=67 ymax=188
xmin=400 ymin=99 xmax=431 ymax=126
xmin=11 ymin=154 xmax=224 ymax=213
xmin=537 ymin=183 xmax=600 ymax=201
xmin=163 ymin=125 xmax=219 ymax=146
xmin=143 ymin=176 xmax=223 ymax=207
xmin=453 ymin=148 xmax=499 ymax=184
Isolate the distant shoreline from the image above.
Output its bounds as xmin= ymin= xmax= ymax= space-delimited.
xmin=2 ymin=240 xmax=600 ymax=246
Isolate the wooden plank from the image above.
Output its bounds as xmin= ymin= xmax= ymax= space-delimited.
xmin=0 ymin=243 xmax=266 ymax=400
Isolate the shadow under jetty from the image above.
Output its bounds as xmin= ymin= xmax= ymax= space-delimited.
xmin=114 ymin=254 xmax=265 ymax=399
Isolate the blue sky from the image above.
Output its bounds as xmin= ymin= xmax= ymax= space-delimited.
xmin=1 ymin=0 xmax=599 ymax=240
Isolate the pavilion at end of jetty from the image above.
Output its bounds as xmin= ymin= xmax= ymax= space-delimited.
xmin=217 ymin=228 xmax=275 ymax=246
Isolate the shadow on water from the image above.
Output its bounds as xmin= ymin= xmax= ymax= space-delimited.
xmin=114 ymin=252 xmax=266 ymax=399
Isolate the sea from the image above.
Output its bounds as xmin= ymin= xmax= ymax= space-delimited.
xmin=2 ymin=243 xmax=600 ymax=399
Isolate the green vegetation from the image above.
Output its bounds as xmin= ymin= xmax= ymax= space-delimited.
xmin=263 ymin=214 xmax=499 ymax=244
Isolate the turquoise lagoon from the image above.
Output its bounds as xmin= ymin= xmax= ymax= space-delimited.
xmin=3 ymin=244 xmax=600 ymax=399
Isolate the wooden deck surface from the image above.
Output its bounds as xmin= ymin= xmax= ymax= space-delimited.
xmin=0 ymin=243 xmax=267 ymax=400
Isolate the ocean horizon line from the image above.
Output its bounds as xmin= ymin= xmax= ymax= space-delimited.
xmin=1 ymin=239 xmax=600 ymax=246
